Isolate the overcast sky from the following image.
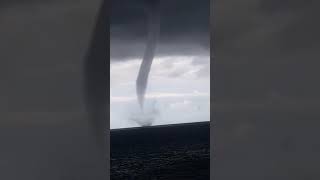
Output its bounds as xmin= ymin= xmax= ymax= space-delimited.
xmin=110 ymin=0 xmax=210 ymax=129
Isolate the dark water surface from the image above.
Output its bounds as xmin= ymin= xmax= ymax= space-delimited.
xmin=111 ymin=122 xmax=210 ymax=179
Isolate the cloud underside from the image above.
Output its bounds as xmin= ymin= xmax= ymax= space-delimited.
xmin=110 ymin=0 xmax=210 ymax=61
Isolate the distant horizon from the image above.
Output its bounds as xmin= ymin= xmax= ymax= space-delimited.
xmin=110 ymin=121 xmax=210 ymax=131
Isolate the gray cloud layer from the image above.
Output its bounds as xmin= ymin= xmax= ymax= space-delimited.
xmin=110 ymin=0 xmax=210 ymax=60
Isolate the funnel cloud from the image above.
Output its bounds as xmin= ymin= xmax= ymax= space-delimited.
xmin=136 ymin=1 xmax=160 ymax=110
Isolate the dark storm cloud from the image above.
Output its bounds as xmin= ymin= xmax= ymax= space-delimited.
xmin=110 ymin=0 xmax=210 ymax=61
xmin=214 ymin=0 xmax=320 ymax=104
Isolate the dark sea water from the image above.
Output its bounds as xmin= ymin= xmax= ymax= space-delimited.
xmin=111 ymin=122 xmax=210 ymax=179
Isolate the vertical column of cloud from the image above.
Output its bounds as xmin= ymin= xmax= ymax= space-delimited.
xmin=136 ymin=1 xmax=160 ymax=111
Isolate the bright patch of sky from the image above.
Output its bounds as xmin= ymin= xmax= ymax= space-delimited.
xmin=110 ymin=56 xmax=210 ymax=129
